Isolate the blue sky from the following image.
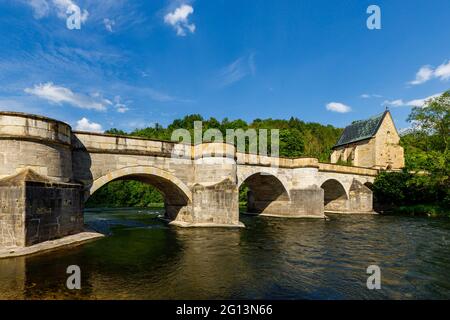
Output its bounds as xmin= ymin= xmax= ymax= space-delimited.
xmin=0 ymin=0 xmax=449 ymax=132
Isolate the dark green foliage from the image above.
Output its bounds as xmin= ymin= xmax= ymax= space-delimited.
xmin=104 ymin=128 xmax=127 ymax=135
xmin=86 ymin=180 xmax=163 ymax=208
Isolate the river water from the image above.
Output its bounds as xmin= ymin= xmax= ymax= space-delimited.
xmin=1 ymin=208 xmax=450 ymax=299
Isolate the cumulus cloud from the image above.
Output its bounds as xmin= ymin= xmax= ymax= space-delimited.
xmin=75 ymin=117 xmax=103 ymax=132
xmin=383 ymin=93 xmax=442 ymax=108
xmin=26 ymin=0 xmax=89 ymax=25
xmin=409 ymin=65 xmax=434 ymax=85
xmin=434 ymin=61 xmax=450 ymax=81
xmin=325 ymin=102 xmax=351 ymax=113
xmin=409 ymin=61 xmax=450 ymax=85
xmin=24 ymin=82 xmax=108 ymax=111
xmin=164 ymin=4 xmax=195 ymax=36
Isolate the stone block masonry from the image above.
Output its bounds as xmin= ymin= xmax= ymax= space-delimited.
xmin=0 ymin=169 xmax=83 ymax=247
xmin=0 ymin=111 xmax=379 ymax=250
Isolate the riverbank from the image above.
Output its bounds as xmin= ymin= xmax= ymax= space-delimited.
xmin=380 ymin=204 xmax=450 ymax=218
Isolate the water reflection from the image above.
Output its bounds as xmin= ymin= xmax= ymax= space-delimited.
xmin=0 ymin=209 xmax=449 ymax=299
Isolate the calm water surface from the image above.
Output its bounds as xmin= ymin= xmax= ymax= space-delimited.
xmin=1 ymin=208 xmax=450 ymax=299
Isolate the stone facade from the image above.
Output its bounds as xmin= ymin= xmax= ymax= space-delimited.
xmin=0 ymin=111 xmax=378 ymax=248
xmin=0 ymin=169 xmax=83 ymax=247
xmin=331 ymin=111 xmax=404 ymax=170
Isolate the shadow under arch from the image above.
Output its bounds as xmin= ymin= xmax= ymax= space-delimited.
xmin=320 ymin=179 xmax=348 ymax=211
xmin=239 ymin=172 xmax=290 ymax=214
xmin=87 ymin=166 xmax=192 ymax=221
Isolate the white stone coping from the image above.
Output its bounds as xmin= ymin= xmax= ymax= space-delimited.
xmin=0 ymin=112 xmax=72 ymax=145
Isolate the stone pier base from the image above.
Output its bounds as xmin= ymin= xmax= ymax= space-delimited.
xmin=324 ymin=180 xmax=373 ymax=213
xmin=246 ymin=187 xmax=326 ymax=218
xmin=0 ymin=169 xmax=84 ymax=248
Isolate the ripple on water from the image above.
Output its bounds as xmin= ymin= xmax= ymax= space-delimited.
xmin=0 ymin=209 xmax=450 ymax=299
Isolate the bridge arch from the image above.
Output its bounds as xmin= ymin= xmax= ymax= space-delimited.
xmin=238 ymin=170 xmax=290 ymax=196
xmin=239 ymin=171 xmax=290 ymax=214
xmin=87 ymin=166 xmax=193 ymax=222
xmin=320 ymin=179 xmax=348 ymax=211
xmin=88 ymin=166 xmax=192 ymax=203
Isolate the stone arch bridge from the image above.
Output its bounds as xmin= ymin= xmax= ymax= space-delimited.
xmin=0 ymin=112 xmax=377 ymax=247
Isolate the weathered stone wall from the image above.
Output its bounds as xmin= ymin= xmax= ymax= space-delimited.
xmin=0 ymin=112 xmax=73 ymax=182
xmin=0 ymin=140 xmax=73 ymax=182
xmin=24 ymin=181 xmax=84 ymax=246
xmin=0 ymin=178 xmax=84 ymax=247
xmin=0 ymin=186 xmax=25 ymax=247
xmin=191 ymin=178 xmax=240 ymax=226
xmin=374 ymin=112 xmax=404 ymax=170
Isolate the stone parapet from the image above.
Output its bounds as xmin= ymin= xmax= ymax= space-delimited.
xmin=318 ymin=163 xmax=378 ymax=176
xmin=0 ymin=111 xmax=72 ymax=146
xmin=236 ymin=153 xmax=319 ymax=168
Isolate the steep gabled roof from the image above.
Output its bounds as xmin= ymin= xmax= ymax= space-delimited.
xmin=333 ymin=110 xmax=388 ymax=148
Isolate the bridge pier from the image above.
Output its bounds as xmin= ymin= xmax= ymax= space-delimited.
xmin=169 ymin=143 xmax=243 ymax=227
xmin=247 ymin=187 xmax=325 ymax=218
xmin=322 ymin=179 xmax=373 ymax=213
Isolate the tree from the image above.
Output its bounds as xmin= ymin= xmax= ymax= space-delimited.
xmin=105 ymin=128 xmax=127 ymax=135
xmin=407 ymin=90 xmax=450 ymax=152
xmin=373 ymin=91 xmax=450 ymax=210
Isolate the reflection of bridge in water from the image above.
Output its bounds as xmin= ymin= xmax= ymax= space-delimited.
xmin=0 ymin=112 xmax=376 ymax=249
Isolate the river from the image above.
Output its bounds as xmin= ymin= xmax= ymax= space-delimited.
xmin=1 ymin=208 xmax=450 ymax=299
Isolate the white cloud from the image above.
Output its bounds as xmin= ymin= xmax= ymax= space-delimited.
xmin=217 ymin=53 xmax=256 ymax=87
xmin=75 ymin=117 xmax=103 ymax=132
xmin=409 ymin=65 xmax=434 ymax=85
xmin=325 ymin=102 xmax=351 ymax=113
xmin=28 ymin=0 xmax=50 ymax=18
xmin=434 ymin=60 xmax=450 ymax=81
xmin=383 ymin=93 xmax=442 ymax=108
xmin=24 ymin=82 xmax=108 ymax=111
xmin=164 ymin=4 xmax=195 ymax=36
xmin=360 ymin=93 xmax=382 ymax=99
xmin=26 ymin=0 xmax=89 ymax=25
xmin=383 ymin=99 xmax=405 ymax=107
xmin=409 ymin=60 xmax=450 ymax=85
xmin=103 ymin=18 xmax=115 ymax=32
xmin=113 ymin=95 xmax=129 ymax=113
xmin=406 ymin=93 xmax=442 ymax=107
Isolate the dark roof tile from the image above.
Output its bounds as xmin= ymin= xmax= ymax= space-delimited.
xmin=333 ymin=111 xmax=388 ymax=148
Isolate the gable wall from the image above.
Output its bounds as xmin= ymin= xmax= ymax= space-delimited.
xmin=373 ymin=112 xmax=404 ymax=169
